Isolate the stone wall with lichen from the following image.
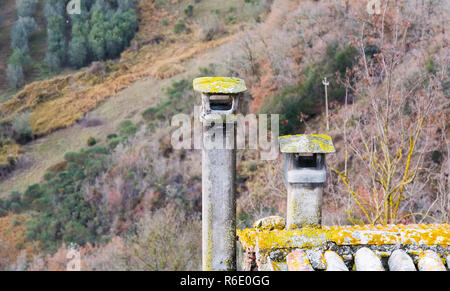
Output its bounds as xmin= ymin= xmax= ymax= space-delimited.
xmin=237 ymin=216 xmax=450 ymax=271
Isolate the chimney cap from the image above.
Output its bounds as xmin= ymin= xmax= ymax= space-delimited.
xmin=193 ymin=77 xmax=247 ymax=94
xmin=279 ymin=134 xmax=335 ymax=154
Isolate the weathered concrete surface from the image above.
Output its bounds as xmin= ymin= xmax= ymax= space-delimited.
xmin=287 ymin=168 xmax=327 ymax=183
xmin=354 ymin=247 xmax=384 ymax=271
xmin=418 ymin=250 xmax=446 ymax=271
xmin=286 ymin=184 xmax=323 ymax=228
xmin=281 ymin=136 xmax=331 ymax=228
xmin=202 ymin=123 xmax=236 ymax=271
xmin=324 ymin=250 xmax=349 ymax=271
xmin=286 ymin=250 xmax=314 ymax=271
xmin=388 ymin=249 xmax=416 ymax=271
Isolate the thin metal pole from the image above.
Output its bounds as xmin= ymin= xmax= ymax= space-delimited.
xmin=323 ymin=77 xmax=330 ymax=131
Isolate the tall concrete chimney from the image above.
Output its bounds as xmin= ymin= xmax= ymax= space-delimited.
xmin=193 ymin=77 xmax=247 ymax=271
xmin=278 ymin=134 xmax=335 ymax=228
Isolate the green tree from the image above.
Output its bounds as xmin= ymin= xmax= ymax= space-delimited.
xmin=104 ymin=8 xmax=137 ymax=59
xmin=115 ymin=8 xmax=137 ymax=43
xmin=68 ymin=13 xmax=90 ymax=68
xmin=19 ymin=16 xmax=37 ymax=34
xmin=16 ymin=0 xmax=38 ymax=17
xmin=45 ymin=14 xmax=67 ymax=71
xmin=11 ymin=18 xmax=30 ymax=52
xmin=88 ymin=3 xmax=111 ymax=61
xmin=43 ymin=0 xmax=65 ymax=18
xmin=6 ymin=64 xmax=24 ymax=88
xmin=117 ymin=0 xmax=134 ymax=11
xmin=43 ymin=0 xmax=68 ymax=71
xmin=7 ymin=48 xmax=31 ymax=88
xmin=105 ymin=22 xmax=123 ymax=58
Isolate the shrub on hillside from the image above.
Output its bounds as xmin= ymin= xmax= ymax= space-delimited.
xmin=6 ymin=146 xmax=113 ymax=251
xmin=108 ymin=137 xmax=123 ymax=149
xmin=106 ymin=133 xmax=118 ymax=140
xmin=118 ymin=120 xmax=137 ymax=136
xmin=173 ymin=21 xmax=186 ymax=34
xmin=26 ymin=204 xmax=201 ymax=271
xmin=125 ymin=204 xmax=201 ymax=270
xmin=142 ymin=79 xmax=195 ymax=122
xmin=10 ymin=112 xmax=33 ymax=144
xmin=1 ymin=192 xmax=22 ymax=215
xmin=87 ymin=137 xmax=97 ymax=146
xmin=184 ymin=5 xmax=194 ymax=17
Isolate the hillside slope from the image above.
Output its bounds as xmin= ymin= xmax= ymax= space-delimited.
xmin=0 ymin=42 xmax=231 ymax=195
xmin=0 ymin=0 xmax=272 ymax=194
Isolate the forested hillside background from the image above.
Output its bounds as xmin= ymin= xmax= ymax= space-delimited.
xmin=0 ymin=0 xmax=448 ymax=270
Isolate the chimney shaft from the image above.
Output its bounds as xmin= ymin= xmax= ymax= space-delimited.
xmin=194 ymin=77 xmax=247 ymax=271
xmin=202 ymin=123 xmax=236 ymax=270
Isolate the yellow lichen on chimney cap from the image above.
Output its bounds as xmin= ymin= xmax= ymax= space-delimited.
xmin=278 ymin=134 xmax=336 ymax=154
xmin=193 ymin=77 xmax=247 ymax=94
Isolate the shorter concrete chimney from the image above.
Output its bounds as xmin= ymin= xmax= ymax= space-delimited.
xmin=279 ymin=134 xmax=335 ymax=228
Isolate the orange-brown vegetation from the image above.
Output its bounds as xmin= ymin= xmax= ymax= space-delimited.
xmin=0 ymin=213 xmax=39 ymax=269
xmin=228 ymin=0 xmax=449 ymax=225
